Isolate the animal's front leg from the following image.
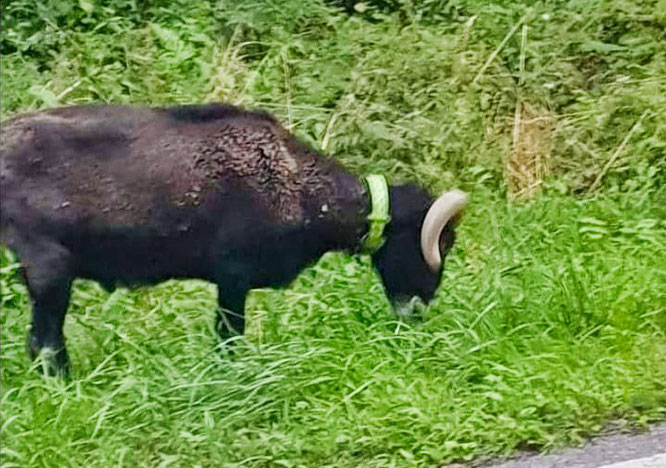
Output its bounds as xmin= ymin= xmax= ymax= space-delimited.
xmin=215 ymin=284 xmax=248 ymax=341
xmin=17 ymin=239 xmax=73 ymax=376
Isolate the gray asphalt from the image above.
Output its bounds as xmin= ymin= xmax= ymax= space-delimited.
xmin=450 ymin=423 xmax=666 ymax=468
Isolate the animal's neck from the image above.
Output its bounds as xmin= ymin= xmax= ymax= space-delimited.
xmin=303 ymin=169 xmax=371 ymax=254
xmin=245 ymin=179 xmax=369 ymax=289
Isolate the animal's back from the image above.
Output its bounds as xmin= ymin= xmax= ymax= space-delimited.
xmin=1 ymin=105 xmax=166 ymax=238
xmin=0 ymin=104 xmax=354 ymax=249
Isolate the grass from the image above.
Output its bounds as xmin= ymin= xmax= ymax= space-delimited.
xmin=1 ymin=0 xmax=666 ymax=466
xmin=2 ymin=190 xmax=665 ymax=466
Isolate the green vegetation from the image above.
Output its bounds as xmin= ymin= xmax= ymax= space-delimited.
xmin=1 ymin=0 xmax=665 ymax=466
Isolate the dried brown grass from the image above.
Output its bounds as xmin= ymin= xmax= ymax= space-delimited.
xmin=508 ymin=102 xmax=553 ymax=200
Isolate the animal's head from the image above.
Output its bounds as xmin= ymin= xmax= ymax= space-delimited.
xmin=372 ymin=184 xmax=467 ymax=312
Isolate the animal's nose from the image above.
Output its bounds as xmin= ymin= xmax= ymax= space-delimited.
xmin=393 ymin=296 xmax=426 ymax=318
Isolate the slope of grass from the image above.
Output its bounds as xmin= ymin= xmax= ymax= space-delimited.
xmin=1 ymin=188 xmax=665 ymax=467
xmin=1 ymin=0 xmax=666 ymax=466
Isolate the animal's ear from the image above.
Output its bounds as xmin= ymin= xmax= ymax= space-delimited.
xmin=438 ymin=220 xmax=457 ymax=259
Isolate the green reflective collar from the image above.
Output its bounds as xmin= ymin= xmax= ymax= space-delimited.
xmin=362 ymin=174 xmax=390 ymax=253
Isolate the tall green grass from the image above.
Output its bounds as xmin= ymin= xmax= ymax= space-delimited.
xmin=2 ymin=189 xmax=664 ymax=466
xmin=1 ymin=0 xmax=665 ymax=466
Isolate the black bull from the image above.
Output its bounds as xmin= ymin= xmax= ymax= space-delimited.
xmin=0 ymin=103 xmax=458 ymax=375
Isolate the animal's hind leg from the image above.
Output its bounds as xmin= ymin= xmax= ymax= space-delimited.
xmin=16 ymin=238 xmax=73 ymax=376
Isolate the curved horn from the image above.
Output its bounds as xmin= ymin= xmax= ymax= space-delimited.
xmin=420 ymin=190 xmax=468 ymax=273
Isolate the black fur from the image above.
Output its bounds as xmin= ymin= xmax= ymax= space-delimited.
xmin=165 ymin=103 xmax=273 ymax=124
xmin=0 ymin=103 xmax=456 ymax=375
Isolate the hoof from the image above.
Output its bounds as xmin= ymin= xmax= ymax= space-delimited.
xmin=30 ymin=346 xmax=70 ymax=378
